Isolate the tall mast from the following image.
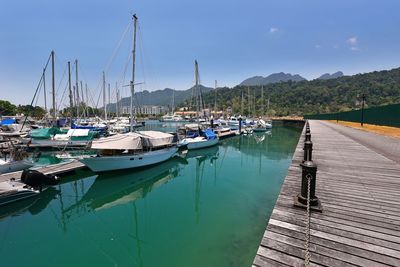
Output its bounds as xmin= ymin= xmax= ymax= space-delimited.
xmin=43 ymin=68 xmax=47 ymax=114
xmin=68 ymin=61 xmax=73 ymax=126
xmin=85 ymin=83 xmax=89 ymax=117
xmin=194 ymin=60 xmax=200 ymax=121
xmin=172 ymin=90 xmax=175 ymax=114
xmin=108 ymin=83 xmax=111 ymax=118
xmin=116 ymin=82 xmax=119 ymax=117
xmin=241 ymin=90 xmax=244 ymax=115
xmin=75 ymin=60 xmax=79 ymax=117
xmin=261 ymin=85 xmax=264 ymax=116
xmin=51 ymin=50 xmax=56 ymax=122
xmin=247 ymin=86 xmax=250 ymax=116
xmin=130 ymin=14 xmax=138 ymax=132
xmin=103 ymin=71 xmax=107 ymax=121
xmin=214 ymin=80 xmax=217 ymax=113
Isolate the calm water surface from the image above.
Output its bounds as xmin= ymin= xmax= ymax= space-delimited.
xmin=0 ymin=122 xmax=301 ymax=267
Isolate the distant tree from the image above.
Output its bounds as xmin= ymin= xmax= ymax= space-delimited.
xmin=0 ymin=100 xmax=17 ymax=116
xmin=17 ymin=105 xmax=46 ymax=118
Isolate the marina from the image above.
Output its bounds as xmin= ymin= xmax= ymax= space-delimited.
xmin=1 ymin=1 xmax=400 ymax=266
xmin=0 ymin=122 xmax=302 ymax=266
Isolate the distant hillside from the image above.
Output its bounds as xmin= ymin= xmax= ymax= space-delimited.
xmin=317 ymin=71 xmax=344 ymax=80
xmin=240 ymin=72 xmax=306 ymax=86
xmin=107 ymin=85 xmax=213 ymax=112
xmin=198 ymin=67 xmax=400 ymax=117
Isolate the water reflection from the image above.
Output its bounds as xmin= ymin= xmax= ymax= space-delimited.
xmin=187 ymin=146 xmax=220 ymax=224
xmin=63 ymin=157 xmax=187 ymax=217
xmin=0 ymin=187 xmax=60 ymax=220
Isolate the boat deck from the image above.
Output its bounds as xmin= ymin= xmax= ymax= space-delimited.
xmin=253 ymin=120 xmax=400 ymax=266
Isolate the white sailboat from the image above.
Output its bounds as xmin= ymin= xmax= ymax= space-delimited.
xmin=80 ymin=131 xmax=178 ymax=172
xmin=79 ymin=15 xmax=178 ymax=172
xmin=179 ymin=60 xmax=219 ymax=150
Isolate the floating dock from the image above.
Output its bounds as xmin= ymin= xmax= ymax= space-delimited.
xmin=253 ymin=120 xmax=400 ymax=266
xmin=0 ymin=160 xmax=86 ymax=183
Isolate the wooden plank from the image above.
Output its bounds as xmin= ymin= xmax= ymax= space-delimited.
xmin=253 ymin=120 xmax=400 ymax=266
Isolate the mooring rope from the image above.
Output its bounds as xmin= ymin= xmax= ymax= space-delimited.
xmin=304 ymin=173 xmax=312 ymax=266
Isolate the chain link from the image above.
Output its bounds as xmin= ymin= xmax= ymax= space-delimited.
xmin=304 ymin=174 xmax=311 ymax=266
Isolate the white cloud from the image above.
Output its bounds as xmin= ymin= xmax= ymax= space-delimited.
xmin=269 ymin=27 xmax=279 ymax=33
xmin=347 ymin=36 xmax=358 ymax=45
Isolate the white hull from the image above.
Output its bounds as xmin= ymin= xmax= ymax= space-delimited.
xmin=0 ymin=181 xmax=40 ymax=206
xmin=0 ymin=160 xmax=34 ymax=175
xmin=79 ymin=147 xmax=179 ymax=172
xmin=182 ymin=137 xmax=219 ymax=150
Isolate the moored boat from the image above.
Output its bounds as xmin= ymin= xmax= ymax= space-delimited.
xmin=79 ymin=131 xmax=179 ymax=172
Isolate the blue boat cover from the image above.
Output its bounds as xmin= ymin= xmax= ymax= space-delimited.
xmin=0 ymin=118 xmax=16 ymax=125
xmin=203 ymin=129 xmax=217 ymax=140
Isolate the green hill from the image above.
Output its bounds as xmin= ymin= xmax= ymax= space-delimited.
xmin=198 ymin=67 xmax=400 ymax=117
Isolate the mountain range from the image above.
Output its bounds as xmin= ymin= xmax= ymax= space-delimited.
xmin=106 ymin=71 xmax=345 ymax=109
xmin=239 ymin=72 xmax=306 ymax=86
xmin=107 ymin=85 xmax=213 ymax=112
xmin=317 ymin=71 xmax=344 ymax=80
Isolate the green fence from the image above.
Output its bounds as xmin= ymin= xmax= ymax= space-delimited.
xmin=304 ymin=103 xmax=400 ymax=128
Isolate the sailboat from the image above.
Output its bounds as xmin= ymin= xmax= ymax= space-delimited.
xmin=252 ymin=86 xmax=272 ymax=132
xmin=79 ymin=15 xmax=179 ymax=172
xmin=179 ymin=60 xmax=219 ymax=150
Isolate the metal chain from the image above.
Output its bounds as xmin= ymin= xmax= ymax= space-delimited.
xmin=304 ymin=174 xmax=311 ymax=266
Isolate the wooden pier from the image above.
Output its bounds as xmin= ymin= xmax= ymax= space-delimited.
xmin=253 ymin=120 xmax=400 ymax=266
xmin=0 ymin=160 xmax=86 ymax=183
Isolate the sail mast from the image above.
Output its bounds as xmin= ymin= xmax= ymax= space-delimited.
xmin=103 ymin=71 xmax=107 ymax=121
xmin=75 ymin=60 xmax=79 ymax=117
xmin=194 ymin=60 xmax=200 ymax=122
xmin=43 ymin=68 xmax=47 ymax=114
xmin=68 ymin=61 xmax=73 ymax=126
xmin=261 ymin=85 xmax=264 ymax=116
xmin=130 ymin=14 xmax=138 ymax=132
xmin=214 ymin=80 xmax=217 ymax=114
xmin=51 ymin=50 xmax=56 ymax=123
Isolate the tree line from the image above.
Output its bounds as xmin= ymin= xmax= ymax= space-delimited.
xmin=187 ymin=67 xmax=400 ymax=116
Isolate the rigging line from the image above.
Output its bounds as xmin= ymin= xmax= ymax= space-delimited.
xmin=56 ymin=75 xmax=70 ymax=112
xmin=21 ymin=52 xmax=52 ymax=131
xmin=137 ymin=24 xmax=146 ymax=90
xmin=104 ymin=20 xmax=132 ymax=74
xmin=55 ymin=62 xmax=68 ymax=106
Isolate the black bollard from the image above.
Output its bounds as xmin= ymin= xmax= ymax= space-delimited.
xmin=294 ymin=160 xmax=322 ymax=211
xmin=303 ymin=140 xmax=313 ymax=162
xmin=305 ymin=132 xmax=311 ymax=142
xmin=238 ymin=117 xmax=242 ymax=133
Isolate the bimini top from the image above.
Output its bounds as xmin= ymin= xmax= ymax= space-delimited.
xmin=136 ymin=131 xmax=174 ymax=147
xmin=91 ymin=132 xmax=143 ymax=150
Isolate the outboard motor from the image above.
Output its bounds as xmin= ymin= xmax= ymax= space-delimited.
xmin=21 ymin=169 xmax=60 ymax=189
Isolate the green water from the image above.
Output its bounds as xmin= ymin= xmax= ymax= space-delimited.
xmin=0 ymin=123 xmax=301 ymax=267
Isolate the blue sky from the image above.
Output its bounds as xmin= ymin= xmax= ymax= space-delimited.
xmin=1 ymin=0 xmax=400 ymax=106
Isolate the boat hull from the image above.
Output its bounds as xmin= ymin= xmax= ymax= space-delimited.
xmin=79 ymin=147 xmax=179 ymax=172
xmin=0 ymin=181 xmax=40 ymax=206
xmin=0 ymin=160 xmax=34 ymax=175
xmin=184 ymin=138 xmax=219 ymax=150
